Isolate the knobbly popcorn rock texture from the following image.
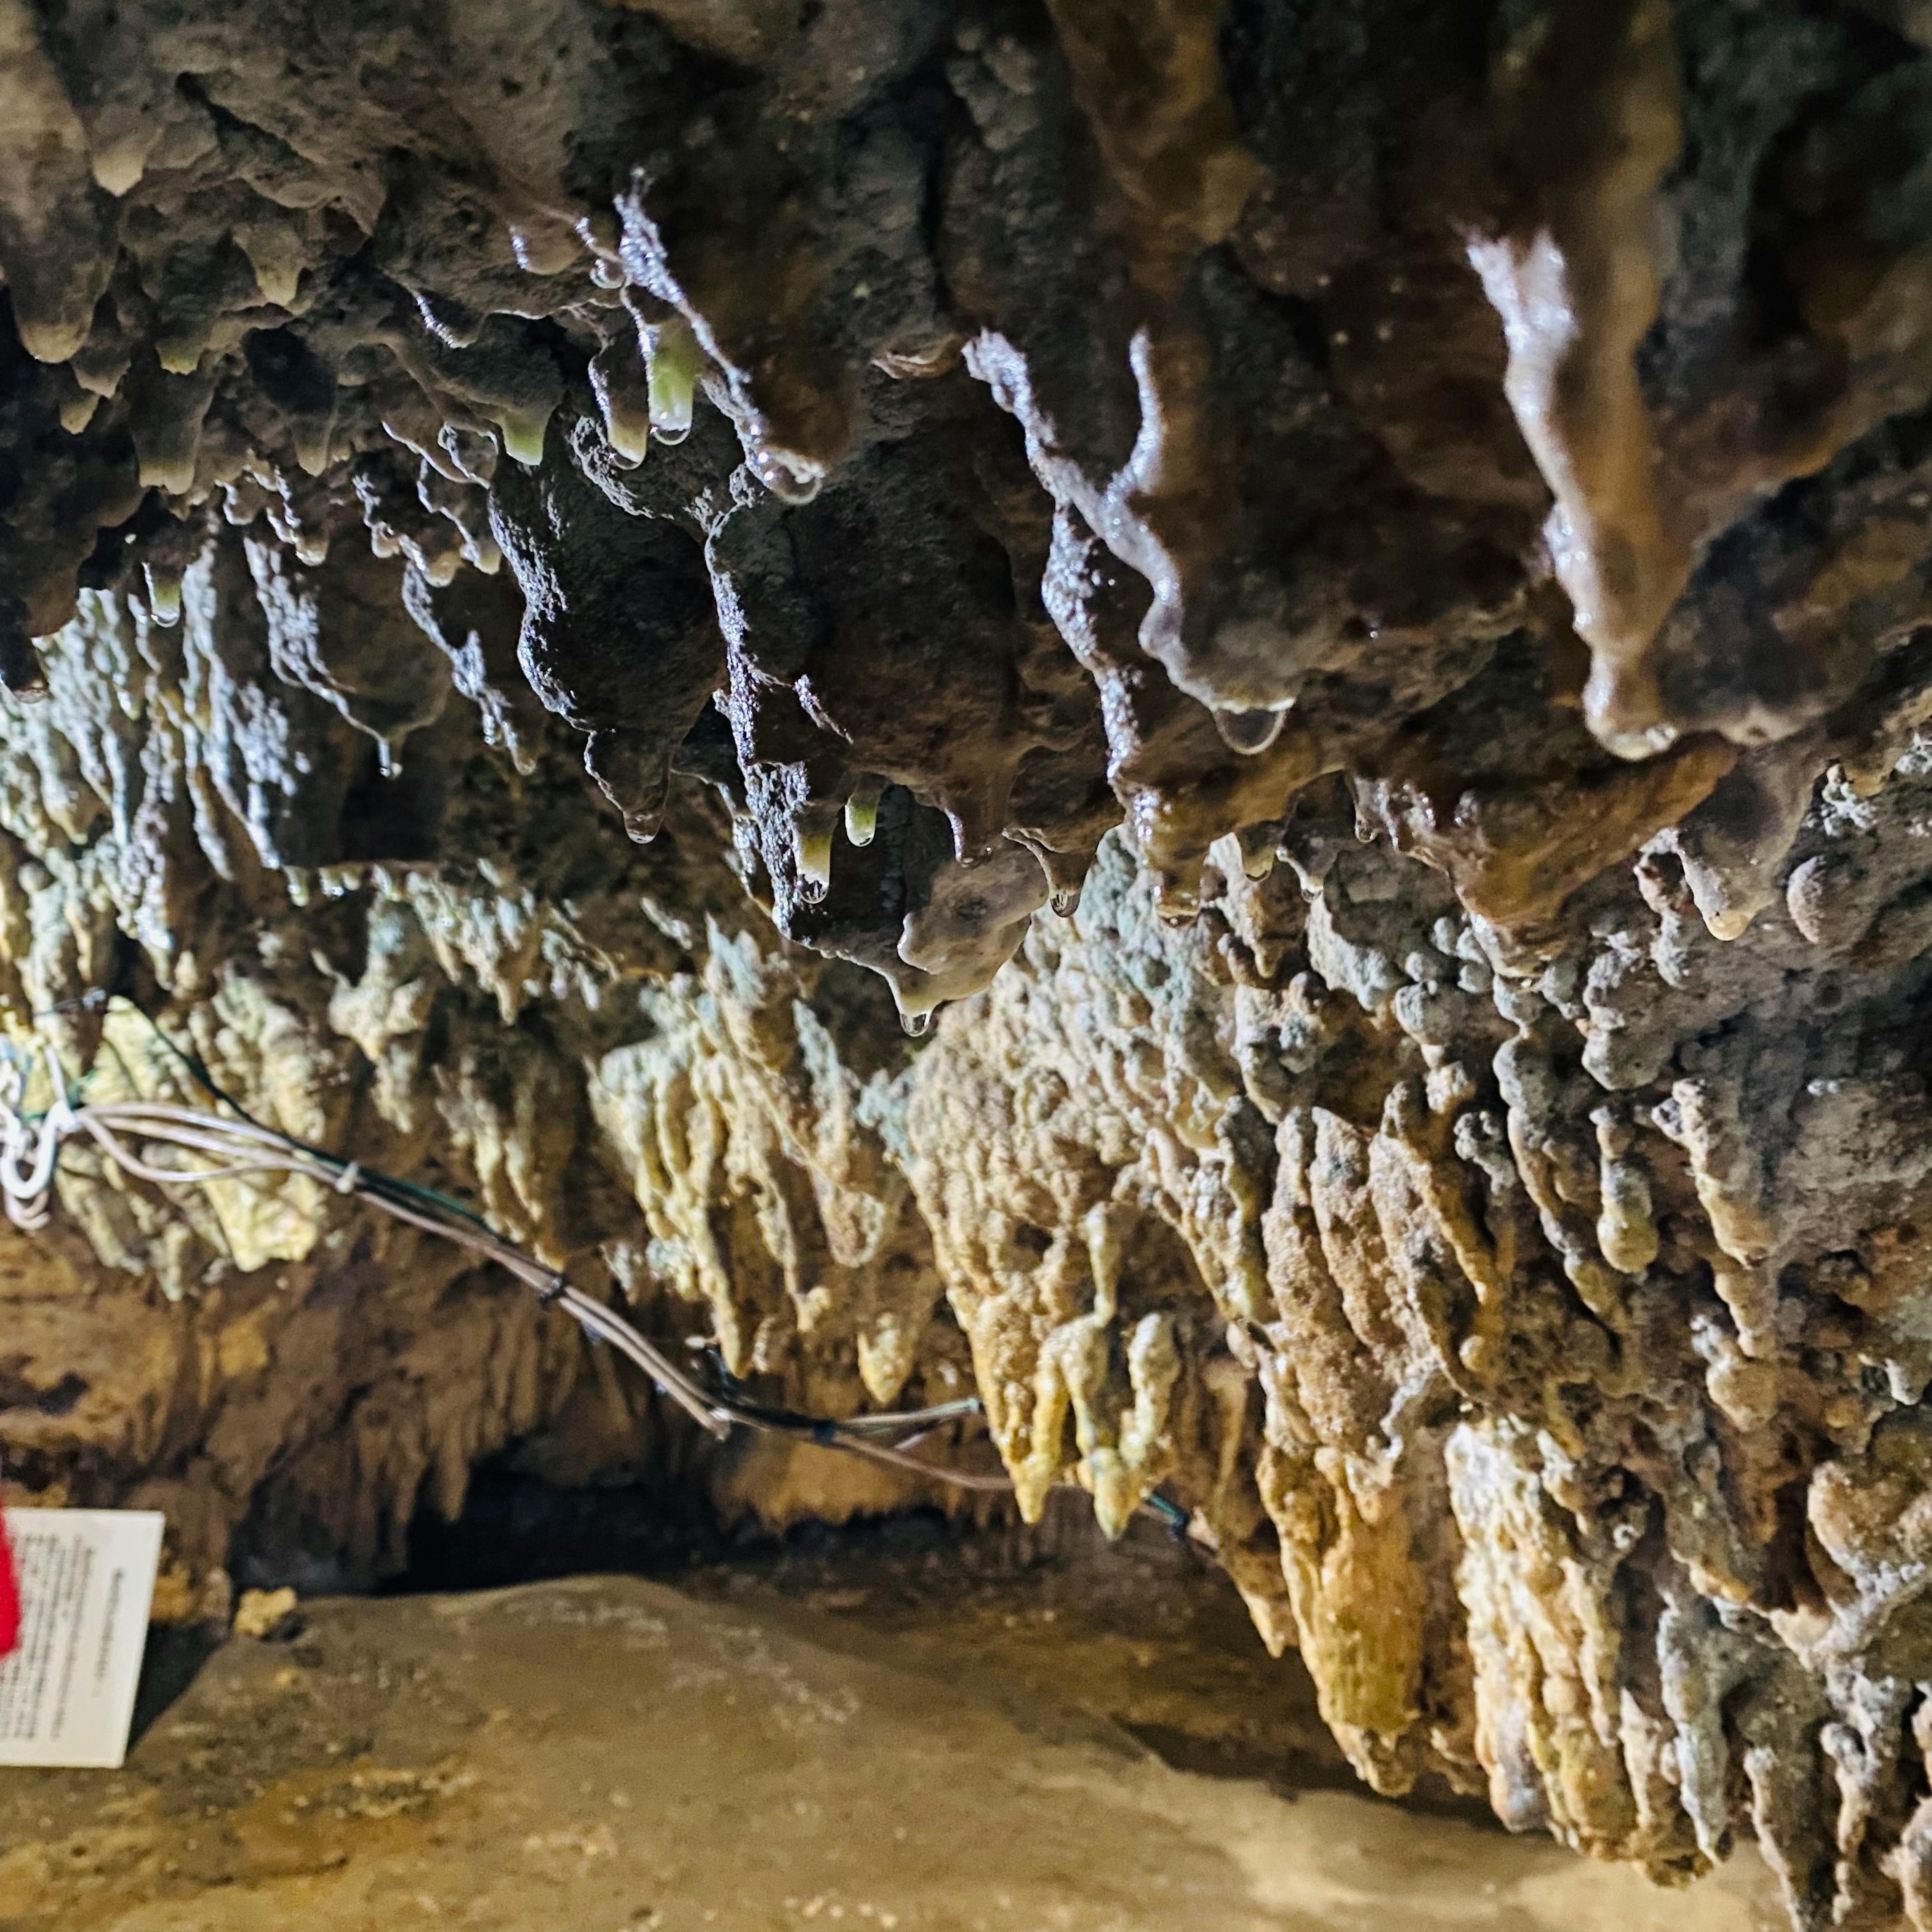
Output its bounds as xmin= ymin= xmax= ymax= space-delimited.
xmin=8 ymin=0 xmax=1932 ymax=1923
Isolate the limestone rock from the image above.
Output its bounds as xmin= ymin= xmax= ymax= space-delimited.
xmin=3 ymin=3 xmax=1932 ymax=1923
xmin=0 ymin=1550 xmax=1782 ymax=1931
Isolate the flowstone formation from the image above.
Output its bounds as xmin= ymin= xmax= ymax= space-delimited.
xmin=9 ymin=0 xmax=1932 ymax=1923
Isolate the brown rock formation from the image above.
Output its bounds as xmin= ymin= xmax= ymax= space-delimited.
xmin=5 ymin=2 xmax=1932 ymax=1923
xmin=0 ymin=1552 xmax=1784 ymax=1930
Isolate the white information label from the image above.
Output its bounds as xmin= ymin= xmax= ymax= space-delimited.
xmin=0 ymin=1509 xmax=165 ymax=1769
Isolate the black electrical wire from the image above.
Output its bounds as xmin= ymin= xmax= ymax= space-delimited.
xmin=4 ymin=992 xmax=1018 ymax=1495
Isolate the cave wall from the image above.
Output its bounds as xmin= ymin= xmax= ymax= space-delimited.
xmin=8 ymin=2 xmax=1932 ymax=1925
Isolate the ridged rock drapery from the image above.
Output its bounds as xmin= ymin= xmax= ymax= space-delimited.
xmin=7 ymin=2 xmax=1932 ymax=1925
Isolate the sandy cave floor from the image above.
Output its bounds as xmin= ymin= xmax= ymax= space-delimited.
xmin=0 ymin=1504 xmax=1785 ymax=1931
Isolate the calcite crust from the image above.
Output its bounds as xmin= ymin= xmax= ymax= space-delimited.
xmin=6 ymin=3 xmax=1932 ymax=1924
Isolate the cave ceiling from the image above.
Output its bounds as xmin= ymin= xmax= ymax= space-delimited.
xmin=9 ymin=2 xmax=1932 ymax=1924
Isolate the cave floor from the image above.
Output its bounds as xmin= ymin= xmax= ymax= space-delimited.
xmin=0 ymin=1510 xmax=1783 ymax=1931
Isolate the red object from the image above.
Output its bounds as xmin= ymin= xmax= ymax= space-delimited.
xmin=0 ymin=1511 xmax=19 ymax=1658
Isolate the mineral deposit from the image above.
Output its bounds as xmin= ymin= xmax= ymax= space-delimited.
xmin=6 ymin=3 xmax=1932 ymax=1924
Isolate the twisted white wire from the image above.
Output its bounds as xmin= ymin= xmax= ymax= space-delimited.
xmin=0 ymin=1037 xmax=1015 ymax=1493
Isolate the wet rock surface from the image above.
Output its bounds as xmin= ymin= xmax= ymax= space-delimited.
xmin=4 ymin=1 xmax=1932 ymax=1924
